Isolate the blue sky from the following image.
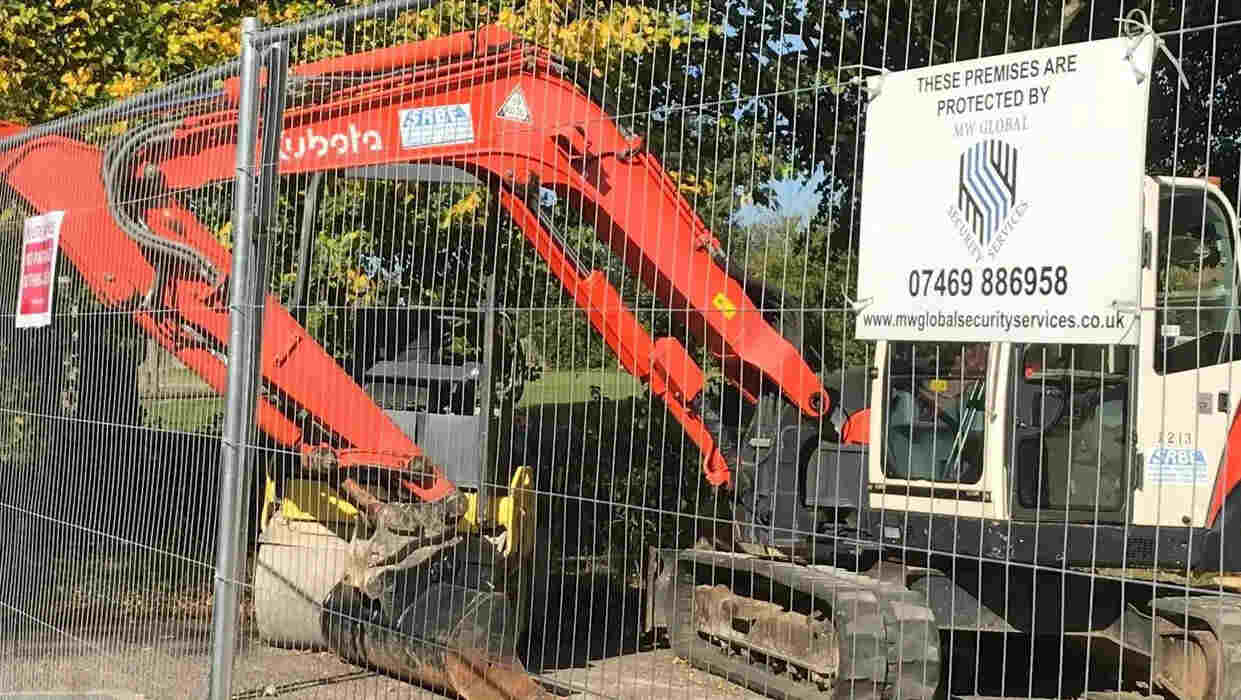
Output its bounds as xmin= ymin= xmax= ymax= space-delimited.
xmin=731 ymin=161 xmax=830 ymax=232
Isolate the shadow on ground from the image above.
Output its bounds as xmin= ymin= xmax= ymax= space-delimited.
xmin=520 ymin=571 xmax=648 ymax=673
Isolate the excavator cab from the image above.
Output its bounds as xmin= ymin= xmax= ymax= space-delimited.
xmin=863 ymin=175 xmax=1241 ymax=568
xmin=287 ymin=165 xmax=535 ymax=493
xmin=816 ymin=176 xmax=1241 ymax=700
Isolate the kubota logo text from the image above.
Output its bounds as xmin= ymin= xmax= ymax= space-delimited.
xmin=280 ymin=124 xmax=383 ymax=161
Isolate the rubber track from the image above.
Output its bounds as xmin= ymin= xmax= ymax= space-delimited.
xmin=666 ymin=550 xmax=941 ymax=700
xmin=1151 ymin=594 xmax=1241 ymax=700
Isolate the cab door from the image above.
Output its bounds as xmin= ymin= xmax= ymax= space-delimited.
xmin=1133 ymin=177 xmax=1241 ymax=529
xmin=1004 ymin=340 xmax=1136 ymax=524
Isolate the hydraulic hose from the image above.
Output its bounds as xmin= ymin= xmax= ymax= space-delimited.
xmin=101 ymin=118 xmax=223 ymax=286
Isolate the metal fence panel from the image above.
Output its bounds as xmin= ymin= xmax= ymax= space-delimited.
xmin=1 ymin=2 xmax=1239 ymax=700
xmin=0 ymin=57 xmax=244 ymax=697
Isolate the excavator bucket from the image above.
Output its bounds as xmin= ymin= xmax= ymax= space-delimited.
xmin=254 ymin=514 xmax=549 ymax=700
xmin=323 ymin=581 xmax=551 ymax=700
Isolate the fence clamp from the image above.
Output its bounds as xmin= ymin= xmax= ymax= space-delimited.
xmin=845 ymin=286 xmax=874 ymax=312
xmin=842 ymin=65 xmax=890 ymax=99
xmin=1112 ymin=299 xmax=1141 ymax=315
xmin=1117 ymin=9 xmax=1190 ymax=91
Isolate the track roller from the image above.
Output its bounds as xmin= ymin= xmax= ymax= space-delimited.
xmin=1149 ymin=595 xmax=1241 ymax=700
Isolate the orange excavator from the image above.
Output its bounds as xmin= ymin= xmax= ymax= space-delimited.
xmin=12 ymin=14 xmax=1241 ymax=700
xmin=0 ymin=21 xmax=937 ymax=700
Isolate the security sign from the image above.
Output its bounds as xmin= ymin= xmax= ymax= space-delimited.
xmin=16 ymin=211 xmax=64 ymax=329
xmin=855 ymin=36 xmax=1156 ymax=345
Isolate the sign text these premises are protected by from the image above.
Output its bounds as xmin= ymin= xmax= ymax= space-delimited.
xmin=854 ymin=37 xmax=1156 ymax=345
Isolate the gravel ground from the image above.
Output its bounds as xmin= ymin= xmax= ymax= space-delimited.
xmin=0 ymin=549 xmax=1113 ymax=700
xmin=0 ymin=622 xmax=760 ymax=700
xmin=0 ymin=604 xmax=1124 ymax=700
xmin=0 ymin=566 xmax=764 ymax=700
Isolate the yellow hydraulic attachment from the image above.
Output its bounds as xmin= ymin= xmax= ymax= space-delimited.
xmin=261 ymin=466 xmax=538 ymax=560
xmin=458 ymin=466 xmax=538 ymax=559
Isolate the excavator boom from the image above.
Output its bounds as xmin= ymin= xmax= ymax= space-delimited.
xmin=0 ymin=25 xmax=826 ymax=495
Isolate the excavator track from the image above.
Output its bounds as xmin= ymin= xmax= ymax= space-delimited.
xmin=657 ymin=550 xmax=940 ymax=700
xmin=1149 ymin=594 xmax=1241 ymax=700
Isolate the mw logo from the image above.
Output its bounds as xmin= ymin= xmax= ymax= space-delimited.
xmin=957 ymin=139 xmax=1018 ymax=247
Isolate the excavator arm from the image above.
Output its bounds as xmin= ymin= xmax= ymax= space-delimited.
xmin=0 ymin=26 xmax=950 ymax=700
xmin=0 ymin=24 xmax=827 ymax=498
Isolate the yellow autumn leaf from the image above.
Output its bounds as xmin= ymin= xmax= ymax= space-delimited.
xmin=105 ymin=74 xmax=146 ymax=100
xmin=347 ymin=268 xmax=372 ymax=295
xmin=213 ymin=221 xmax=233 ymax=250
xmin=60 ymin=67 xmax=92 ymax=89
xmin=439 ymin=189 xmax=485 ymax=228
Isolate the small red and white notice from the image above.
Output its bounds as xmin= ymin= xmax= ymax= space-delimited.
xmin=16 ymin=211 xmax=64 ymax=329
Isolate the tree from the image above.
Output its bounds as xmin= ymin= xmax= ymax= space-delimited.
xmin=0 ymin=0 xmax=250 ymax=122
xmin=676 ymin=0 xmax=1241 ymax=246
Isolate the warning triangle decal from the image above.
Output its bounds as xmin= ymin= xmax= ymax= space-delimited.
xmin=496 ymin=85 xmax=533 ymax=124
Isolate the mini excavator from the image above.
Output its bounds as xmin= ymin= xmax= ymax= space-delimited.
xmin=3 ymin=22 xmax=1241 ymax=700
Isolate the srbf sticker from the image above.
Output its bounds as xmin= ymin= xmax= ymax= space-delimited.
xmin=1146 ymin=446 xmax=1211 ymax=485
xmin=399 ymin=104 xmax=475 ymax=149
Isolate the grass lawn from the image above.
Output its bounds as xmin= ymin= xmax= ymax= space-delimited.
xmin=518 ymin=369 xmax=644 ymax=407
xmin=141 ymin=397 xmax=224 ymax=433
xmin=135 ymin=370 xmax=640 ymax=432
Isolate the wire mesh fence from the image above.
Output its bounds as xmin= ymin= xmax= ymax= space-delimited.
xmin=0 ymin=57 xmax=244 ymax=695
xmin=0 ymin=1 xmax=1238 ymax=699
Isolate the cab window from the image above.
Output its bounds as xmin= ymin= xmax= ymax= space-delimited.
xmin=883 ymin=342 xmax=987 ymax=484
xmin=1155 ymin=187 xmax=1239 ymax=373
xmin=1012 ymin=344 xmax=1131 ymax=515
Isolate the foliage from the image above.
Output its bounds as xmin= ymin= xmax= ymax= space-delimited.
xmin=0 ymin=0 xmax=250 ymax=121
xmin=497 ymin=0 xmax=713 ymax=63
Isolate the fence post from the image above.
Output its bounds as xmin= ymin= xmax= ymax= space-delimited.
xmin=207 ymin=16 xmax=264 ymax=700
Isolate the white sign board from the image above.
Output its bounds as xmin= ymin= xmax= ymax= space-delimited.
xmin=16 ymin=211 xmax=64 ymax=329
xmin=855 ymin=37 xmax=1155 ymax=345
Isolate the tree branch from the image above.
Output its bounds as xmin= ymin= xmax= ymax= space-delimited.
xmin=1037 ymin=0 xmax=1088 ymax=48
